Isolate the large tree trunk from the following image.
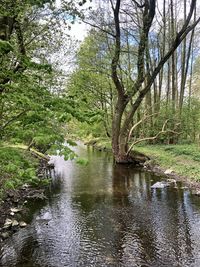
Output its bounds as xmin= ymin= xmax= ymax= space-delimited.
xmin=112 ymin=98 xmax=129 ymax=163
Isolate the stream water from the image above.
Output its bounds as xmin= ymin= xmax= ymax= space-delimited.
xmin=1 ymin=144 xmax=200 ymax=267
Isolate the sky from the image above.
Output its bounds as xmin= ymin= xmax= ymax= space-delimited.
xmin=55 ymin=0 xmax=93 ymax=41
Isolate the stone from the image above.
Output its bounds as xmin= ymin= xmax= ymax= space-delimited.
xmin=22 ymin=183 xmax=29 ymax=188
xmin=19 ymin=221 xmax=27 ymax=228
xmin=28 ymin=192 xmax=46 ymax=200
xmin=181 ymin=186 xmax=188 ymax=189
xmin=10 ymin=207 xmax=22 ymax=213
xmin=164 ymin=169 xmax=173 ymax=175
xmin=1 ymin=232 xmax=10 ymax=240
xmin=151 ymin=181 xmax=169 ymax=189
xmin=12 ymin=220 xmax=19 ymax=227
xmin=194 ymin=190 xmax=200 ymax=196
xmin=167 ymin=179 xmax=177 ymax=183
xmin=3 ymin=219 xmax=12 ymax=229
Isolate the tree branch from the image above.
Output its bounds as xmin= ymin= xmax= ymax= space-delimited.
xmin=0 ymin=110 xmax=27 ymax=131
xmin=82 ymin=20 xmax=116 ymax=38
xmin=132 ymin=0 xmax=145 ymax=8
xmin=111 ymin=0 xmax=126 ymax=98
xmin=127 ymin=119 xmax=182 ymax=155
xmin=121 ymin=0 xmax=199 ymax=138
xmin=127 ymin=112 xmax=159 ymax=142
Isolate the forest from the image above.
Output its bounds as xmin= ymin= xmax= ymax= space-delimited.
xmin=0 ymin=0 xmax=200 ymax=195
xmin=1 ymin=1 xmax=200 ymax=266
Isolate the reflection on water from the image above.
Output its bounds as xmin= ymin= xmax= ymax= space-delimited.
xmin=1 ymin=145 xmax=200 ymax=267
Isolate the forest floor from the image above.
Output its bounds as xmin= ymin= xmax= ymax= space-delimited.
xmin=0 ymin=144 xmax=50 ymax=243
xmin=85 ymin=138 xmax=200 ymax=191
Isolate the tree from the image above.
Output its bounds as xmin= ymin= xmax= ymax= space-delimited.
xmin=84 ymin=0 xmax=200 ymax=163
xmin=0 ymin=0 xmax=85 ymax=156
xmin=66 ymin=31 xmax=115 ymax=138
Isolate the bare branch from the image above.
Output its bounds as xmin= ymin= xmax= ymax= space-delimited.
xmin=128 ymin=112 xmax=159 ymax=142
xmin=132 ymin=0 xmax=145 ymax=8
xmin=82 ymin=20 xmax=116 ymax=38
xmin=121 ymin=1 xmax=200 ymax=138
xmin=127 ymin=120 xmax=182 ymax=155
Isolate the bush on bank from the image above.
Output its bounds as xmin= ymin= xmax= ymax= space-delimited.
xmin=0 ymin=145 xmax=48 ymax=201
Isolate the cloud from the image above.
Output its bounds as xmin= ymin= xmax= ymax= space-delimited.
xmin=69 ymin=21 xmax=88 ymax=41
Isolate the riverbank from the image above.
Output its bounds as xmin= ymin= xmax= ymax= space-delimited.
xmin=0 ymin=144 xmax=51 ymax=243
xmin=136 ymin=144 xmax=200 ymax=191
xmin=84 ymin=138 xmax=200 ymax=190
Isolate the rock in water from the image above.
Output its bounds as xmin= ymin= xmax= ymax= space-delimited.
xmin=1 ymin=232 xmax=10 ymax=240
xmin=19 ymin=221 xmax=27 ymax=227
xmin=3 ymin=219 xmax=12 ymax=229
xmin=167 ymin=178 xmax=176 ymax=183
xmin=10 ymin=207 xmax=22 ymax=213
xmin=12 ymin=220 xmax=19 ymax=227
xmin=151 ymin=182 xmax=168 ymax=189
xmin=194 ymin=190 xmax=200 ymax=196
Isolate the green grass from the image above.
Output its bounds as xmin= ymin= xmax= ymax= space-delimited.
xmin=0 ymin=144 xmax=48 ymax=201
xmin=135 ymin=144 xmax=200 ymax=181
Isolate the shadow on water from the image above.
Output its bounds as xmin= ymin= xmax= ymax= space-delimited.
xmin=1 ymin=144 xmax=200 ymax=266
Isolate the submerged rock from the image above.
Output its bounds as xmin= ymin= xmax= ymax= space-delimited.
xmin=181 ymin=186 xmax=188 ymax=190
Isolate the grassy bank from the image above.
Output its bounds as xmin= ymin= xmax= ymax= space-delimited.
xmin=0 ymin=144 xmax=49 ymax=201
xmin=136 ymin=144 xmax=200 ymax=181
xmin=85 ymin=138 xmax=200 ymax=181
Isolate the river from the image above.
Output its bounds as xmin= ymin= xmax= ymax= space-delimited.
xmin=1 ymin=143 xmax=200 ymax=267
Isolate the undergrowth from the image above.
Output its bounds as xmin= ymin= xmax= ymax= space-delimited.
xmin=0 ymin=145 xmax=48 ymax=200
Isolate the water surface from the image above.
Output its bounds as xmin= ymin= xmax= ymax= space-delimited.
xmin=1 ymin=144 xmax=200 ymax=267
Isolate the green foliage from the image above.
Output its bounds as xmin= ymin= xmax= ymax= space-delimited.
xmin=66 ymin=30 xmax=114 ymax=138
xmin=0 ymin=146 xmax=40 ymax=192
xmin=129 ymin=98 xmax=200 ymax=145
xmin=76 ymin=157 xmax=89 ymax=166
xmin=0 ymin=40 xmax=13 ymax=54
xmin=0 ymin=0 xmax=87 ymax=158
xmin=164 ymin=145 xmax=200 ymax=162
